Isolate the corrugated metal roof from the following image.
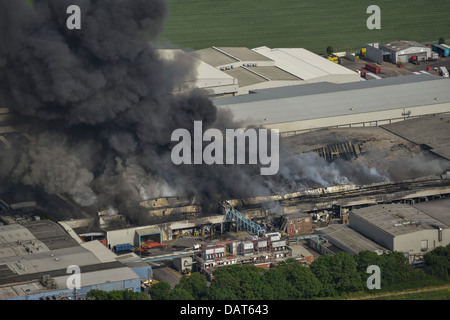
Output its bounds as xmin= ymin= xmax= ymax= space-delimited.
xmin=53 ymin=266 xmax=139 ymax=289
xmin=316 ymin=224 xmax=386 ymax=254
xmin=213 ymin=75 xmax=450 ymax=127
xmin=252 ymin=46 xmax=357 ymax=80
xmin=223 ymin=67 xmax=267 ymax=87
xmin=382 ymin=40 xmax=428 ymax=52
xmin=0 ymin=224 xmax=36 ymax=243
xmin=216 ymin=47 xmax=272 ymax=62
xmin=194 ymin=47 xmax=237 ymax=67
xmin=351 ymin=204 xmax=448 ymax=237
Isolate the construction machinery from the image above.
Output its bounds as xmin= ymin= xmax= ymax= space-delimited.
xmin=326 ymin=54 xmax=341 ymax=64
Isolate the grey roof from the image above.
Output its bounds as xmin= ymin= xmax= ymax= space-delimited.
xmin=53 ymin=266 xmax=139 ymax=289
xmin=194 ymin=47 xmax=237 ymax=67
xmin=247 ymin=66 xmax=301 ymax=81
xmin=316 ymin=224 xmax=387 ymax=254
xmin=382 ymin=40 xmax=428 ymax=52
xmin=223 ymin=67 xmax=267 ymax=87
xmin=215 ymin=47 xmax=272 ymax=62
xmin=382 ymin=114 xmax=450 ymax=160
xmin=350 ymin=204 xmax=448 ymax=237
xmin=136 ymin=227 xmax=161 ymax=237
xmin=412 ymin=197 xmax=450 ymax=226
xmin=283 ymin=211 xmax=311 ymax=220
xmin=289 ymin=244 xmax=314 ymax=258
xmin=214 ymin=73 xmax=437 ymax=105
xmin=0 ymin=224 xmax=36 ymax=243
xmin=213 ymin=74 xmax=450 ymax=126
xmin=22 ymin=220 xmax=80 ymax=250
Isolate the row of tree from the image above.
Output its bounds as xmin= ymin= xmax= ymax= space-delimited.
xmin=86 ymin=245 xmax=450 ymax=300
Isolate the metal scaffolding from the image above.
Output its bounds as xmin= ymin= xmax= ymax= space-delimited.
xmin=225 ymin=206 xmax=265 ymax=237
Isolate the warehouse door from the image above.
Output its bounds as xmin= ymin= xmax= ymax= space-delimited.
xmin=421 ymin=240 xmax=428 ymax=251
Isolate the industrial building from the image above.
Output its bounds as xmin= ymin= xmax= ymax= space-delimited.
xmin=0 ymin=219 xmax=145 ymax=300
xmin=381 ymin=113 xmax=450 ymax=161
xmin=192 ymin=232 xmax=314 ymax=278
xmin=252 ymin=46 xmax=360 ymax=84
xmin=161 ymin=46 xmax=360 ymax=97
xmin=349 ymin=203 xmax=449 ymax=263
xmin=280 ymin=212 xmax=313 ymax=235
xmin=365 ymin=40 xmax=433 ymax=64
xmin=213 ymin=74 xmax=450 ymax=136
xmin=315 ymin=224 xmax=387 ymax=255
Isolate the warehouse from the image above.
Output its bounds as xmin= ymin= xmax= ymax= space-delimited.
xmin=0 ymin=220 xmax=141 ymax=300
xmin=349 ymin=204 xmax=450 ymax=263
xmin=158 ymin=49 xmax=239 ymax=97
xmin=193 ymin=46 xmax=305 ymax=95
xmin=366 ymin=40 xmax=432 ymax=64
xmin=162 ymin=46 xmax=360 ymax=96
xmin=213 ymin=74 xmax=450 ymax=136
xmin=315 ymin=224 xmax=387 ymax=255
xmin=252 ymin=46 xmax=360 ymax=84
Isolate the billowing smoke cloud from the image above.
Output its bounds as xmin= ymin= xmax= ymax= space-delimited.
xmin=0 ymin=1 xmax=445 ymax=223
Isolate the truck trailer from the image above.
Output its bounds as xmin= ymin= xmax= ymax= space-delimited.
xmin=365 ymin=63 xmax=381 ymax=74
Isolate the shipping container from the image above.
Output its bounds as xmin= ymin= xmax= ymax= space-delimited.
xmin=365 ymin=63 xmax=381 ymax=74
xmin=359 ymin=68 xmax=368 ymax=78
xmin=113 ymin=243 xmax=133 ymax=252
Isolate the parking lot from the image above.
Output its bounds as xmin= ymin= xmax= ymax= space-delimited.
xmin=340 ymin=55 xmax=450 ymax=79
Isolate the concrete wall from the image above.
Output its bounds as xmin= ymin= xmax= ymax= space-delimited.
xmin=349 ymin=212 xmax=450 ymax=258
xmin=365 ymin=43 xmax=384 ymax=64
xmin=266 ymin=103 xmax=450 ymax=135
xmin=393 ymin=228 xmax=450 ymax=255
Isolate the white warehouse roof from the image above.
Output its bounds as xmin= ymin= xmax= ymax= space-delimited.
xmin=252 ymin=46 xmax=358 ymax=82
xmin=160 ymin=46 xmax=361 ymax=96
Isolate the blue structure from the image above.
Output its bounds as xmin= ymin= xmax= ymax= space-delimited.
xmin=225 ymin=206 xmax=265 ymax=237
xmin=113 ymin=243 xmax=133 ymax=252
xmin=433 ymin=44 xmax=450 ymax=57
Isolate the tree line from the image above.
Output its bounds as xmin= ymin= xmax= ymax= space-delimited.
xmin=87 ymin=245 xmax=450 ymax=300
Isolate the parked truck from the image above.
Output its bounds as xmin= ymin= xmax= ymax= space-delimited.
xmin=439 ymin=66 xmax=449 ymax=77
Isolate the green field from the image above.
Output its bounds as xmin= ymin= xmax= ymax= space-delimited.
xmin=161 ymin=0 xmax=450 ymax=54
xmin=371 ymin=287 xmax=450 ymax=300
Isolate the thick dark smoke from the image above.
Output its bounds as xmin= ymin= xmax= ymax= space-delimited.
xmin=0 ymin=0 xmax=444 ymax=224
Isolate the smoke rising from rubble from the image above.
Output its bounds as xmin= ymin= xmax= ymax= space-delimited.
xmin=0 ymin=0 xmax=446 ymax=223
